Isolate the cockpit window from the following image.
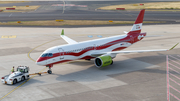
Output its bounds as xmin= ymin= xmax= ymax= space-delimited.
xmin=42 ymin=53 xmax=53 ymax=57
xmin=48 ymin=53 xmax=53 ymax=57
xmin=42 ymin=53 xmax=48 ymax=57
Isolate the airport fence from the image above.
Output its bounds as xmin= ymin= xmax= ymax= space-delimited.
xmin=167 ymin=55 xmax=180 ymax=101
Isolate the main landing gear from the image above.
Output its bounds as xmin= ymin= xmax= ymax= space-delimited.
xmin=46 ymin=64 xmax=53 ymax=74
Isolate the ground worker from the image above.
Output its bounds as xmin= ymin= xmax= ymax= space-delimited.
xmin=20 ymin=69 xmax=23 ymax=73
xmin=11 ymin=66 xmax=15 ymax=73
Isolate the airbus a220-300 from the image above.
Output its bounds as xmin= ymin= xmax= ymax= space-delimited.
xmin=36 ymin=9 xmax=178 ymax=74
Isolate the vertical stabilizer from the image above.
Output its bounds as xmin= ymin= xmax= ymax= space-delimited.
xmin=128 ymin=9 xmax=145 ymax=34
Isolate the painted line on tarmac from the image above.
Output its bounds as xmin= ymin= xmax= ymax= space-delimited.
xmin=8 ymin=13 xmax=12 ymax=17
xmin=0 ymin=66 xmax=48 ymax=101
xmin=62 ymin=0 xmax=65 ymax=14
xmin=1 ymin=35 xmax=16 ymax=38
xmin=27 ymin=38 xmax=61 ymax=62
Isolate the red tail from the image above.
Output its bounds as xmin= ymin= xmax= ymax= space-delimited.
xmin=128 ymin=9 xmax=145 ymax=35
xmin=135 ymin=9 xmax=145 ymax=24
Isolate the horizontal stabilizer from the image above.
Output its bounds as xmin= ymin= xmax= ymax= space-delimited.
xmin=124 ymin=31 xmax=128 ymax=34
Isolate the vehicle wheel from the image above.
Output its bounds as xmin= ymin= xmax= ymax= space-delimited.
xmin=13 ymin=79 xmax=17 ymax=85
xmin=111 ymin=60 xmax=113 ymax=65
xmin=21 ymin=76 xmax=25 ymax=81
xmin=47 ymin=70 xmax=52 ymax=74
xmin=26 ymin=75 xmax=29 ymax=79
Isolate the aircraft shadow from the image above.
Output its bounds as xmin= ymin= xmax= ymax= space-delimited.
xmin=55 ymin=55 xmax=170 ymax=82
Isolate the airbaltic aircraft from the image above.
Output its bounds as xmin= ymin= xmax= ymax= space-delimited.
xmin=36 ymin=9 xmax=178 ymax=74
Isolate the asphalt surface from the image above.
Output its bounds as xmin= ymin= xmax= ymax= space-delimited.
xmin=0 ymin=1 xmax=180 ymax=101
xmin=0 ymin=25 xmax=180 ymax=101
xmin=0 ymin=1 xmax=179 ymax=25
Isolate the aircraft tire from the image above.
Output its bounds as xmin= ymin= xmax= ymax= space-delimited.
xmin=47 ymin=70 xmax=52 ymax=74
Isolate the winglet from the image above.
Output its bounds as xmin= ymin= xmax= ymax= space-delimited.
xmin=169 ymin=43 xmax=179 ymax=50
xmin=61 ymin=29 xmax=64 ymax=35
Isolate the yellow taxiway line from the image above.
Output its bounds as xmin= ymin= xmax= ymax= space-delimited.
xmin=27 ymin=38 xmax=60 ymax=62
xmin=1 ymin=35 xmax=16 ymax=38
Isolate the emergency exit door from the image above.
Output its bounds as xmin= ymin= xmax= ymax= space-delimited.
xmin=58 ymin=48 xmax=64 ymax=60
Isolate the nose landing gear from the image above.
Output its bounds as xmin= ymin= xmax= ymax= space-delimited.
xmin=47 ymin=69 xmax=52 ymax=74
xmin=46 ymin=64 xmax=53 ymax=74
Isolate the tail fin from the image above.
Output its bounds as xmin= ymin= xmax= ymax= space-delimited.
xmin=128 ymin=9 xmax=145 ymax=34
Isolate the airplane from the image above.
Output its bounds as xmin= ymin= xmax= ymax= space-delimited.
xmin=36 ymin=9 xmax=178 ymax=74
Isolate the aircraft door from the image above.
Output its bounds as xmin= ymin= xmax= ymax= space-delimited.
xmin=94 ymin=44 xmax=97 ymax=50
xmin=59 ymin=48 xmax=64 ymax=60
xmin=46 ymin=53 xmax=53 ymax=64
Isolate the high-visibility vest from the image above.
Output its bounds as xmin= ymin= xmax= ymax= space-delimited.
xmin=11 ymin=68 xmax=14 ymax=72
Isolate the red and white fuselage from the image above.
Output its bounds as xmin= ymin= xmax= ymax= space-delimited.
xmin=36 ymin=32 xmax=146 ymax=66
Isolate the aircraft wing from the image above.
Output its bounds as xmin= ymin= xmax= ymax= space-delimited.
xmin=91 ymin=43 xmax=179 ymax=57
xmin=106 ymin=49 xmax=168 ymax=54
xmin=60 ymin=29 xmax=78 ymax=44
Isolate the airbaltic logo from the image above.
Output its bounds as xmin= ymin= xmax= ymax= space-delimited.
xmin=104 ymin=61 xmax=111 ymax=64
xmin=136 ymin=25 xmax=140 ymax=29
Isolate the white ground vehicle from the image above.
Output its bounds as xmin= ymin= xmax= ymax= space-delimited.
xmin=1 ymin=66 xmax=29 ymax=85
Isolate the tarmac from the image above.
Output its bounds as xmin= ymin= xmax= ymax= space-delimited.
xmin=0 ymin=24 xmax=180 ymax=101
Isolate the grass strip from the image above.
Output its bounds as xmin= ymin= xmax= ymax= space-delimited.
xmin=0 ymin=20 xmax=166 ymax=26
xmin=98 ymin=2 xmax=180 ymax=10
xmin=0 ymin=5 xmax=40 ymax=12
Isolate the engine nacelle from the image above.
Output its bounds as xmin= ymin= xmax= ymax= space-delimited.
xmin=94 ymin=55 xmax=113 ymax=69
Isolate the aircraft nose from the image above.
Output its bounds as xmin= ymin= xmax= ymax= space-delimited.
xmin=36 ymin=57 xmax=45 ymax=65
xmin=36 ymin=61 xmax=41 ymax=65
xmin=36 ymin=59 xmax=41 ymax=65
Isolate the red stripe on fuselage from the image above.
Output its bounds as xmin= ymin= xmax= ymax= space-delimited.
xmin=112 ymin=47 xmax=126 ymax=51
xmin=45 ymin=56 xmax=94 ymax=66
xmin=37 ymin=34 xmax=139 ymax=63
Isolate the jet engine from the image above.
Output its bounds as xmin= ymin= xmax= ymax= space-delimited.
xmin=94 ymin=55 xmax=113 ymax=69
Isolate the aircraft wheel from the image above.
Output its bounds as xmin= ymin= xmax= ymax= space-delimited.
xmin=47 ymin=70 xmax=52 ymax=74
